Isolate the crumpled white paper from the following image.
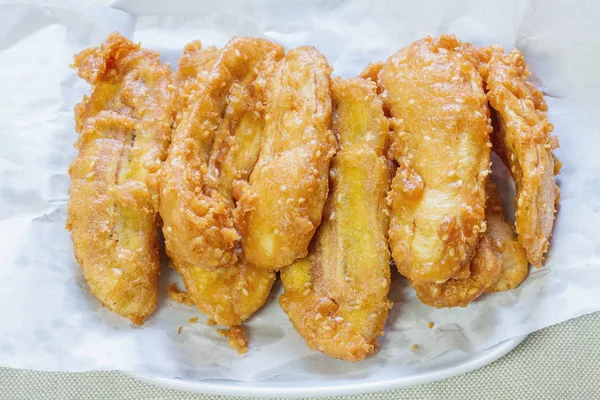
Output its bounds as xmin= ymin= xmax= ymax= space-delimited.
xmin=0 ymin=0 xmax=599 ymax=382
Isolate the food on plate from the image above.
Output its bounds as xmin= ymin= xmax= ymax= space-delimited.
xmin=411 ymin=235 xmax=501 ymax=308
xmin=479 ymin=49 xmax=561 ymax=267
xmin=67 ymin=33 xmax=176 ymax=325
xmin=160 ymin=38 xmax=282 ymax=326
xmin=218 ymin=326 xmax=249 ymax=354
xmin=67 ymin=31 xmax=561 ymax=359
xmin=379 ymin=35 xmax=492 ymax=284
xmin=484 ymin=179 xmax=529 ymax=292
xmin=280 ymin=77 xmax=391 ymax=361
xmin=234 ymin=46 xmax=336 ymax=269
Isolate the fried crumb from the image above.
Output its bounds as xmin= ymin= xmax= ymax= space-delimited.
xmin=218 ymin=326 xmax=248 ymax=354
xmin=206 ymin=318 xmax=217 ymax=326
xmin=167 ymin=283 xmax=194 ymax=306
xmin=428 ymin=322 xmax=435 ymax=329
xmin=189 ymin=317 xmax=199 ymax=324
xmin=412 ymin=344 xmax=419 ymax=350
xmin=177 ymin=326 xmax=183 ymax=334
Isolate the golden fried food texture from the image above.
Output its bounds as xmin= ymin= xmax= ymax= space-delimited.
xmin=161 ymin=38 xmax=282 ymax=326
xmin=411 ymin=235 xmax=501 ymax=308
xmin=160 ymin=37 xmax=283 ymax=269
xmin=380 ymin=35 xmax=492 ymax=284
xmin=173 ymin=260 xmax=276 ymax=326
xmin=218 ymin=326 xmax=249 ymax=354
xmin=480 ymin=49 xmax=560 ymax=267
xmin=279 ymin=78 xmax=391 ymax=361
xmin=234 ymin=46 xmax=336 ymax=269
xmin=67 ymin=33 xmax=176 ymax=325
xmin=485 ymin=180 xmax=529 ymax=292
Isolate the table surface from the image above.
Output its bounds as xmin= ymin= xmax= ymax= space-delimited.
xmin=1 ymin=311 xmax=598 ymax=400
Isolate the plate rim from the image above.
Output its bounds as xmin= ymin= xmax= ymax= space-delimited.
xmin=124 ymin=334 xmax=526 ymax=398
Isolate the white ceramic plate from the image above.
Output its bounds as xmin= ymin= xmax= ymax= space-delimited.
xmin=124 ymin=335 xmax=525 ymax=398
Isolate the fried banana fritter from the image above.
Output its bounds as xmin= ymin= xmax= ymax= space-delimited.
xmin=485 ymin=179 xmax=529 ymax=292
xmin=379 ymin=35 xmax=492 ymax=284
xmin=280 ymin=78 xmax=391 ymax=361
xmin=160 ymin=38 xmax=282 ymax=326
xmin=234 ymin=47 xmax=336 ymax=269
xmin=411 ymin=235 xmax=501 ymax=308
xmin=480 ymin=49 xmax=560 ymax=267
xmin=413 ymin=178 xmax=529 ymax=306
xmin=67 ymin=33 xmax=176 ymax=325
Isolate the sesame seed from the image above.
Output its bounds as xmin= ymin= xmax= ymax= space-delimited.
xmin=315 ymin=313 xmax=322 ymax=320
xmin=381 ymin=278 xmax=387 ymax=287
xmin=449 ymin=248 xmax=455 ymax=257
xmin=330 ymin=212 xmax=336 ymax=220
xmin=457 ymin=180 xmax=463 ymax=187
xmin=273 ymin=228 xmax=279 ymax=235
xmin=441 ymin=234 xmax=449 ymax=241
xmin=166 ymin=226 xmax=172 ymax=233
xmin=265 ymin=114 xmax=271 ymax=121
xmin=302 ymin=289 xmax=311 ymax=296
xmin=518 ymin=197 xmax=523 ymax=206
xmin=242 ymin=288 xmax=249 ymax=296
xmin=298 ymin=198 xmax=306 ymax=204
xmin=86 ymin=172 xmax=94 ymax=179
xmin=316 ymin=150 xmax=322 ymax=157
xmin=280 ymin=185 xmax=287 ymax=191
xmin=424 ymin=136 xmax=431 ymax=141
xmin=235 ymin=49 xmax=241 ymax=57
xmin=334 ymin=316 xmax=344 ymax=322
xmin=337 ymin=194 xmax=342 ymax=202
xmin=448 ymin=170 xmax=456 ymax=177
xmin=323 ymin=326 xmax=332 ymax=331
xmin=370 ymin=313 xmax=377 ymax=318
xmin=303 ymin=282 xmax=311 ymax=287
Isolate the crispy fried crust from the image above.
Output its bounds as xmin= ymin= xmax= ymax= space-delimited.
xmin=161 ymin=38 xmax=282 ymax=326
xmin=479 ymin=49 xmax=560 ymax=267
xmin=485 ymin=179 xmax=529 ymax=292
xmin=234 ymin=46 xmax=336 ymax=269
xmin=217 ymin=326 xmax=249 ymax=354
xmin=67 ymin=33 xmax=176 ymax=325
xmin=379 ymin=35 xmax=492 ymax=283
xmin=411 ymin=235 xmax=501 ymax=308
xmin=280 ymin=78 xmax=391 ymax=361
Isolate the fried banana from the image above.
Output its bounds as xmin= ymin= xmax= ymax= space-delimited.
xmin=480 ymin=49 xmax=560 ymax=267
xmin=280 ymin=78 xmax=391 ymax=361
xmin=234 ymin=46 xmax=336 ymax=269
xmin=379 ymin=35 xmax=492 ymax=283
xmin=411 ymin=235 xmax=501 ymax=308
xmin=160 ymin=38 xmax=282 ymax=326
xmin=485 ymin=179 xmax=529 ymax=292
xmin=67 ymin=33 xmax=176 ymax=325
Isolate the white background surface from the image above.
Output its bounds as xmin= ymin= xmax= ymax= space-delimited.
xmin=0 ymin=0 xmax=599 ymax=391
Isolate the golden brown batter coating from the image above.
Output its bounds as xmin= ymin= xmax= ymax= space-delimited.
xmin=160 ymin=38 xmax=282 ymax=326
xmin=234 ymin=46 xmax=336 ymax=269
xmin=67 ymin=33 xmax=176 ymax=325
xmin=480 ymin=49 xmax=560 ymax=267
xmin=379 ymin=35 xmax=492 ymax=284
xmin=411 ymin=235 xmax=501 ymax=308
xmin=485 ymin=180 xmax=529 ymax=292
xmin=280 ymin=78 xmax=391 ymax=361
